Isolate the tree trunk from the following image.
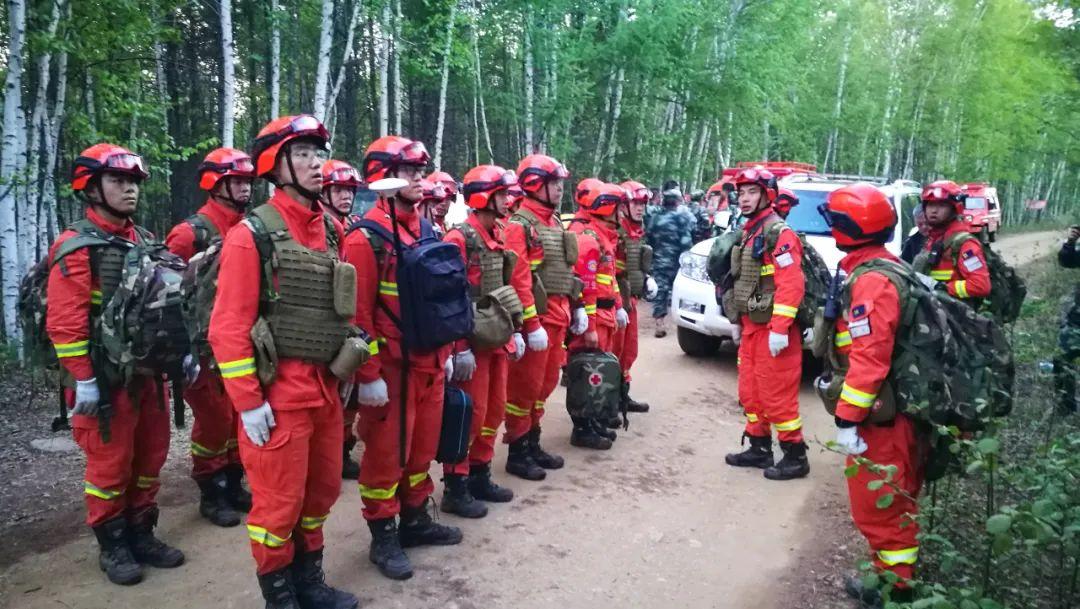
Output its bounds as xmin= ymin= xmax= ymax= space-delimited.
xmin=24 ymin=0 xmax=61 ymax=266
xmin=43 ymin=2 xmax=69 ymax=244
xmin=471 ymin=7 xmax=494 ymax=163
xmin=592 ymin=71 xmax=614 ymax=176
xmin=433 ymin=1 xmax=457 ymax=171
xmin=601 ymin=67 xmax=625 ymax=176
xmin=313 ymin=0 xmax=335 ymax=121
xmin=523 ymin=9 xmax=535 ymax=154
xmin=220 ymin=0 xmax=237 ymax=147
xmin=1 ymin=0 xmax=27 ymax=341
xmin=326 ymin=0 xmax=364 ymax=130
xmin=85 ymin=71 xmax=97 ymax=133
xmin=392 ymin=0 xmax=403 ymax=134
xmin=377 ymin=0 xmax=390 ymax=136
xmin=270 ymin=0 xmax=281 ymax=118
xmin=823 ymin=28 xmax=851 ymax=172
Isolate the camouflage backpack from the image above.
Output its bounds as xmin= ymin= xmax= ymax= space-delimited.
xmin=565 ymin=350 xmax=623 ymax=422
xmin=179 ymin=214 xmax=223 ymax=363
xmin=937 ymin=233 xmax=1027 ymax=324
xmin=706 ymin=230 xmax=739 ymax=286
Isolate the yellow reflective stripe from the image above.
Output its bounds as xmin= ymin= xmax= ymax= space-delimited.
xmin=368 ymin=340 xmax=380 ymax=355
xmin=54 ymin=339 xmax=90 ymax=358
xmin=615 ymin=260 xmax=626 ymax=270
xmin=613 ymin=282 xmax=621 ymax=293
xmin=84 ymin=481 xmax=124 ymax=500
xmin=584 ymin=304 xmax=597 ymax=315
xmin=505 ymin=402 xmax=530 ymax=417
xmin=379 ymin=281 xmax=399 ymax=296
xmin=191 ymin=441 xmax=228 ymax=458
xmin=408 ymin=472 xmax=429 ymax=488
xmin=480 ymin=426 xmax=497 ymax=437
xmin=774 ymin=417 xmax=803 ymax=432
xmin=773 ymin=304 xmax=798 ymax=319
xmin=878 ymin=546 xmax=919 ymax=566
xmin=760 ymin=264 xmax=775 ymax=276
xmin=359 ymin=483 xmax=399 ymax=500
xmin=745 ymin=413 xmax=759 ymax=423
xmin=929 ymin=269 xmax=953 ymax=281
xmin=136 ymin=476 xmax=158 ymax=489
xmin=89 ymin=290 xmax=103 ymax=305
xmin=534 ymin=400 xmax=545 ymax=411
xmin=530 ymin=257 xmax=543 ymax=269
xmin=840 ymin=383 xmax=876 ymax=408
xmin=596 ymin=274 xmax=613 ymax=285
xmin=247 ymin=525 xmax=290 ymax=548
xmin=834 ymin=331 xmax=852 ymax=348
xmin=219 ymin=357 xmax=256 ymax=379
xmin=300 ymin=514 xmax=329 ymax=530
xmin=523 ymin=304 xmax=538 ymax=320
xmin=954 ymin=280 xmax=969 ymax=299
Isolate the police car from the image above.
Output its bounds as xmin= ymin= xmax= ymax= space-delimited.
xmin=671 ymin=175 xmax=922 ymax=356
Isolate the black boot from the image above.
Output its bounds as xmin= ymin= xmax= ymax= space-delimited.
xmin=223 ymin=463 xmax=253 ymax=512
xmin=571 ymin=418 xmax=613 ymax=450
xmin=590 ymin=418 xmax=617 ymax=442
xmin=844 ymin=574 xmax=883 ymax=609
xmin=623 ymin=382 xmax=650 ymax=413
xmin=292 ymin=549 xmax=359 ymax=609
xmin=467 ymin=463 xmax=514 ymax=503
xmin=92 ymin=517 xmax=143 ymax=586
xmin=505 ymin=435 xmax=546 ymax=481
xmin=529 ymin=427 xmax=565 ymax=469
xmin=258 ymin=568 xmax=301 ymax=609
xmin=399 ymin=501 xmax=463 ymax=548
xmin=440 ymin=474 xmax=488 ymax=519
xmin=197 ymin=473 xmax=241 ymax=527
xmin=604 ymin=415 xmax=623 ymax=429
xmin=341 ymin=439 xmax=361 ymax=480
xmin=367 ymin=518 xmax=412 ymax=580
xmin=764 ymin=441 xmax=811 ymax=480
xmin=127 ymin=508 xmax=185 ymax=568
xmin=724 ymin=433 xmax=774 ymax=469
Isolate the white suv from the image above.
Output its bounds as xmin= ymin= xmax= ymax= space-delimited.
xmin=670 ymin=176 xmax=922 ymax=356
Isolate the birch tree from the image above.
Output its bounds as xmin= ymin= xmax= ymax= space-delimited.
xmin=220 ymin=0 xmax=237 ymax=147
xmin=270 ymin=0 xmax=281 ymax=119
xmin=313 ymin=0 xmax=335 ymax=121
xmin=433 ymin=1 xmax=458 ymax=171
xmin=377 ymin=0 xmax=391 ymax=137
xmin=1 ymin=0 xmax=27 ymax=340
xmin=523 ymin=11 xmax=535 ymax=154
xmin=392 ymin=0 xmax=403 ymax=134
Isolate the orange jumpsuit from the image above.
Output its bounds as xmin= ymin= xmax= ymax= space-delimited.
xmin=736 ymin=211 xmax=806 ymax=443
xmin=46 ymin=207 xmax=171 ymax=527
xmin=503 ymin=199 xmax=575 ymax=442
xmin=345 ymin=199 xmax=453 ymax=521
xmin=442 ymin=215 xmax=515 ymax=474
xmin=613 ymin=217 xmax=644 ymax=379
xmin=567 ymin=213 xmax=616 ymax=352
xmin=208 ymin=191 xmax=345 ymax=575
xmin=923 ymin=220 xmax=991 ymax=301
xmin=165 ymin=200 xmax=243 ymax=481
xmin=834 ymin=245 xmax=924 ymax=584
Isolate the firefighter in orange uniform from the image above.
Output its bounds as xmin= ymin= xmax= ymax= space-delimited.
xmin=773 ymin=188 xmax=799 ymax=220
xmin=166 ymin=147 xmax=255 ymax=528
xmin=723 ymin=167 xmax=810 ymax=481
xmin=48 ymin=144 xmax=184 ymax=586
xmin=439 ymin=164 xmax=522 ymax=518
xmin=614 ymin=180 xmax=657 ymax=415
xmin=502 ymin=154 xmax=574 ymax=480
xmin=208 ymin=115 xmax=358 ymax=609
xmin=418 ymin=176 xmax=452 ymax=234
xmin=915 ymin=180 xmax=991 ymax=303
xmin=818 ymin=183 xmax=920 ymax=606
xmin=346 ymin=136 xmax=461 ymax=581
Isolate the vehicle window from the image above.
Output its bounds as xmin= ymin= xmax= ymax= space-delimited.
xmin=785 ymin=189 xmax=832 ymax=235
xmin=351 ymin=188 xmax=378 ymax=216
xmin=965 ymin=196 xmax=987 ymax=210
xmin=901 ymin=193 xmax=921 ymax=222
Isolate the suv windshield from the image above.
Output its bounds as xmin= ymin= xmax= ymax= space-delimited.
xmin=965 ymin=196 xmax=987 ymax=210
xmin=785 ymin=189 xmax=831 ymax=235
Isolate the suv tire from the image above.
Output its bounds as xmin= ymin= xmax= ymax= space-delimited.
xmin=677 ymin=326 xmax=721 ymax=357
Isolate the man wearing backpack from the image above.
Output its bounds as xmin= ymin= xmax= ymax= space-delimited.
xmin=914 ymin=180 xmax=991 ymax=303
xmin=614 ymin=180 xmax=658 ymax=415
xmin=47 ymin=143 xmax=185 ymax=586
xmin=345 ymin=135 xmax=462 ymax=581
xmin=166 ymin=147 xmax=256 ymax=529
xmin=208 ymin=115 xmax=359 ymax=609
xmin=503 ymin=154 xmax=575 ymax=480
xmin=439 ymin=164 xmax=523 ymax=519
xmin=723 ymin=167 xmax=810 ymax=481
xmin=818 ymin=183 xmax=921 ymax=606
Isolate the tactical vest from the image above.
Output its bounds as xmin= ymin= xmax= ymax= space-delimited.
xmin=511 ymin=208 xmax=578 ymax=306
xmin=618 ymin=227 xmax=652 ymax=298
xmin=728 ymin=215 xmax=781 ymax=323
xmin=248 ymin=204 xmax=355 ymax=363
xmin=458 ymin=222 xmax=506 ymax=300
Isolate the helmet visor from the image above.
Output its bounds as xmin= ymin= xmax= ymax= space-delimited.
xmin=105 ymin=153 xmax=148 ymax=176
xmin=922 ymin=185 xmax=962 ymax=202
xmin=400 ymin=141 xmax=431 ymax=165
xmin=328 ymin=167 xmax=362 ymax=184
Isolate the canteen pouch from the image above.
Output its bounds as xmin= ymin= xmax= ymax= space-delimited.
xmin=570 ymin=276 xmax=585 ymax=301
xmin=563 ymin=230 xmax=579 ymax=266
xmin=329 ymin=332 xmax=371 ymax=381
xmin=811 ymin=308 xmax=832 ymax=359
xmin=333 ymin=261 xmax=358 ymax=319
xmin=437 ymin=386 xmax=473 ymax=464
xmin=470 ymin=296 xmax=515 ymax=351
xmin=250 ymin=317 xmax=279 ymax=386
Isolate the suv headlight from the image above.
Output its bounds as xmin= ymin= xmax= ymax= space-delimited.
xmin=678 ymin=251 xmax=710 ymax=283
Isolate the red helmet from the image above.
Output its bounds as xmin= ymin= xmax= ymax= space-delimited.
xmin=418 ymin=178 xmax=449 ymax=205
xmin=72 ymin=143 xmax=149 ymax=191
xmin=362 ymin=136 xmax=430 ymax=182
xmin=575 ymin=179 xmax=621 ymax=218
xmin=619 ymin=180 xmax=650 ymax=203
xmin=820 ymin=183 xmax=896 ymax=248
xmin=321 ymin=159 xmax=363 ymax=189
xmin=428 ymin=170 xmax=459 ymax=197
xmin=251 ymin=115 xmax=330 ymax=178
xmin=516 ymin=154 xmax=570 ymax=194
xmin=734 ymin=167 xmax=778 ymax=203
xmin=921 ymin=180 xmax=966 ymax=213
xmin=774 ymin=188 xmax=799 ymax=217
xmin=198 ymin=148 xmax=255 ymax=192
xmin=462 ymin=165 xmax=517 ymax=210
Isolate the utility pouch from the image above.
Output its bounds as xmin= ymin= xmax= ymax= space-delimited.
xmin=503 ymin=251 xmax=518 ymax=285
xmin=570 ymin=276 xmax=585 ymax=301
xmin=470 ymin=296 xmax=515 ymax=351
xmin=489 ymin=284 xmax=524 ymax=326
xmin=329 ymin=331 xmax=371 ymax=381
xmin=817 ymin=373 xmax=897 ymax=424
xmin=250 ymin=317 xmax=279 ymax=386
xmin=562 ymin=231 xmax=579 ymax=265
xmin=752 ymin=235 xmax=765 ymax=259
xmin=811 ymin=309 xmax=832 ymax=359
xmin=532 ymin=273 xmax=549 ymax=315
xmin=333 ymin=262 xmax=358 ymax=319
xmin=747 ymin=292 xmax=774 ymax=324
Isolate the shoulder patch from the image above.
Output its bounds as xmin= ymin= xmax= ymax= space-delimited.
xmin=849 ymin=302 xmax=872 ymax=321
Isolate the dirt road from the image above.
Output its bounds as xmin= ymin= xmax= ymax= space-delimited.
xmin=0 ymin=231 xmax=1061 ymax=609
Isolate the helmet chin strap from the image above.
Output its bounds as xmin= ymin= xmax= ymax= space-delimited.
xmin=215 ymin=180 xmax=250 ymax=212
xmin=96 ymin=181 xmax=135 ymax=219
xmin=281 ymin=145 xmax=322 ymax=203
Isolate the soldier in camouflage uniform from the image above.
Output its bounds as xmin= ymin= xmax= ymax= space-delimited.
xmin=686 ymin=189 xmax=713 ymax=243
xmin=1055 ymin=225 xmax=1080 ymax=413
xmin=646 ymin=183 xmax=694 ymax=337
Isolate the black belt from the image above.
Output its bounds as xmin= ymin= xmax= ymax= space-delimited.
xmin=597 ymin=298 xmax=617 ymax=310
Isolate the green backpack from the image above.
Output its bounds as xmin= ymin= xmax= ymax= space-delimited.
xmin=565 ymin=350 xmax=623 ymax=422
xmin=923 ymin=233 xmax=1027 ymax=324
xmin=179 ymin=214 xmax=223 ymax=363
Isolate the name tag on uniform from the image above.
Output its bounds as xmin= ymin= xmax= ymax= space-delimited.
xmin=848 ymin=302 xmax=872 ymax=338
xmin=962 ymin=250 xmax=983 ymax=272
xmin=775 ymin=252 xmax=795 ymax=268
xmin=849 ymin=319 xmax=872 ymax=338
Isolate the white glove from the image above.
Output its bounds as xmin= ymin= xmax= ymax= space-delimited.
xmin=452 ymin=350 xmax=476 ymax=382
xmin=730 ymin=325 xmax=742 ymax=346
xmin=768 ymin=331 xmax=789 ymax=357
xmin=802 ymin=327 xmax=815 ymax=344
xmin=527 ymin=327 xmax=549 ymax=351
xmin=510 ymin=333 xmax=526 ymax=361
xmin=183 ymin=354 xmax=200 ymax=385
xmin=915 ymin=272 xmax=939 ymax=291
xmin=570 ymin=308 xmax=589 ymax=336
xmin=815 ymin=375 xmax=831 ymax=393
xmin=646 ymin=276 xmax=659 ymax=300
xmin=444 ymin=356 xmax=454 ymax=380
xmin=72 ymin=378 xmax=101 ymax=416
xmin=616 ymin=308 xmax=630 ymax=330
xmin=835 ymin=426 xmax=868 ymax=456
xmin=240 ymin=402 xmax=277 ymax=447
xmin=356 ymin=378 xmax=389 ymax=406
